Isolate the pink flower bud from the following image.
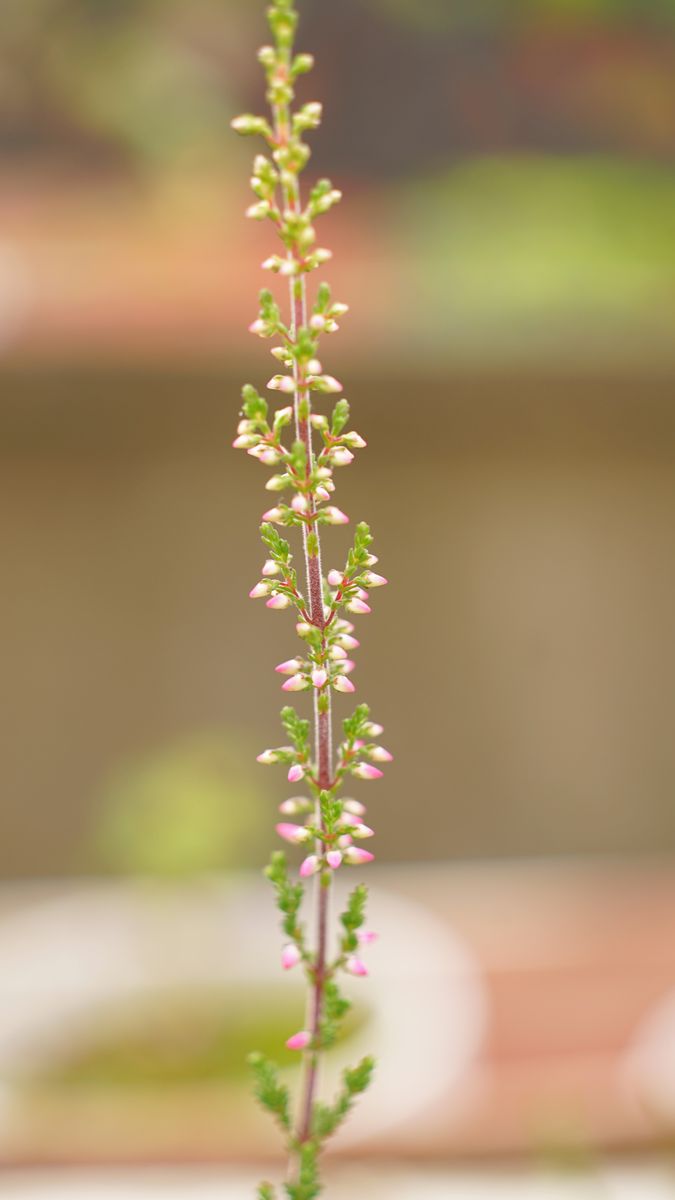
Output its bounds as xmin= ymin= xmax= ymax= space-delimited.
xmin=296 ymin=622 xmax=313 ymax=637
xmin=310 ymin=413 xmax=328 ymax=429
xmin=326 ymin=850 xmax=342 ymax=869
xmin=352 ymin=823 xmax=375 ymax=838
xmin=262 ymin=559 xmax=280 ymax=577
xmin=265 ymin=475 xmax=290 ymax=492
xmin=249 ymin=581 xmax=272 ymax=599
xmin=308 ymin=374 xmax=342 ymax=393
xmin=355 ymin=588 xmax=369 ymax=601
xmin=329 ymin=645 xmax=348 ymax=660
xmin=352 ymin=762 xmax=383 ymax=780
xmin=338 ymin=834 xmax=353 ymax=848
xmin=333 ymin=675 xmax=355 ymax=694
xmin=357 ymin=929 xmax=378 ymax=944
xmin=343 ymin=847 xmax=375 ymax=866
xmin=364 ymin=722 xmax=384 ymax=737
xmin=323 ymin=506 xmax=349 ymax=525
xmin=343 ymin=799 xmax=366 ymax=816
xmin=315 ymin=485 xmax=331 ymax=502
xmin=309 ymin=314 xmax=326 ymax=331
xmin=267 ymin=374 xmax=295 ymax=394
xmin=336 ymin=633 xmax=360 ymax=651
xmin=275 ymin=658 xmax=302 ymax=675
xmin=281 ymin=943 xmax=302 ymax=970
xmin=362 ymin=571 xmax=387 ymax=588
xmin=299 ymin=854 xmax=320 ymax=878
xmin=233 ymin=433 xmax=259 ymax=449
xmin=331 ymin=448 xmax=354 ymax=467
xmin=282 ymin=673 xmax=308 ymax=691
xmin=262 ymin=507 xmax=285 ymax=523
xmin=286 ymin=1030 xmax=311 ymax=1050
xmin=291 ymin=494 xmax=309 ymax=513
xmin=276 ymin=822 xmax=311 ymax=844
xmin=258 ymin=447 xmax=282 ymax=465
xmin=288 ymin=763 xmax=305 ymax=783
xmin=346 ymin=597 xmax=371 ymax=614
xmin=257 ymin=748 xmax=280 ymax=764
xmin=279 ymin=797 xmax=309 ymax=815
xmin=365 ymin=553 xmax=379 ymax=566
xmin=267 ymin=593 xmax=291 ymax=609
xmin=327 ymin=569 xmax=343 ymax=587
xmin=307 ymin=358 xmax=322 ymax=375
xmin=275 ymin=405 xmax=293 ymax=422
xmin=342 ymin=431 xmax=367 ymax=449
xmin=345 ymin=956 xmax=368 ymax=977
xmin=248 ymin=318 xmax=267 ymax=335
xmin=369 ymin=746 xmax=393 ymax=763
xmin=311 ymin=668 xmax=328 ymax=688
xmin=341 ymin=660 xmax=356 ymax=674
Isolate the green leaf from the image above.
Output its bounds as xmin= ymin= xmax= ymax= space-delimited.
xmin=330 ymin=399 xmax=350 ymax=436
xmin=248 ymin=1052 xmax=291 ymax=1132
xmin=343 ymin=1055 xmax=376 ymax=1096
xmin=283 ymin=1141 xmax=321 ymax=1200
xmin=313 ymin=282 xmax=331 ymax=314
xmin=242 ymin=384 xmax=268 ymax=422
xmin=340 ymin=883 xmax=368 ymax=933
xmin=311 ymin=1056 xmax=376 ymax=1144
xmin=281 ymin=706 xmax=310 ymax=753
xmin=342 ymin=704 xmax=370 ymax=741
xmin=260 ymin=524 xmax=292 ymax=564
xmin=265 ymin=850 xmax=305 ymax=940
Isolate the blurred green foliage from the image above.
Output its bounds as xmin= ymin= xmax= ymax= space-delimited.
xmin=392 ymin=157 xmax=675 ymax=360
xmin=95 ymin=732 xmax=268 ymax=877
xmin=1 ymin=0 xmax=673 ymax=170
xmin=368 ymin=0 xmax=675 ymax=31
xmin=37 ymin=985 xmax=368 ymax=1085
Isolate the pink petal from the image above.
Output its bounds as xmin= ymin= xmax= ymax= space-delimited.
xmin=286 ymin=1030 xmax=311 ymax=1050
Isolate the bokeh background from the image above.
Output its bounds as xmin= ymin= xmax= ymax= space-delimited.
xmin=2 ymin=0 xmax=675 ymax=1195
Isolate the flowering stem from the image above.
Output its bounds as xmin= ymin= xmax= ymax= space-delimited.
xmin=232 ymin=3 xmax=388 ymax=1196
xmin=274 ymin=46 xmax=334 ymax=1169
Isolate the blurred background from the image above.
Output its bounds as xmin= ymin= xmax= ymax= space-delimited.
xmin=2 ymin=0 xmax=675 ymax=1195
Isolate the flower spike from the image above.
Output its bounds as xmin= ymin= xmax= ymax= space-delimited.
xmin=233 ymin=2 xmax=387 ymax=1192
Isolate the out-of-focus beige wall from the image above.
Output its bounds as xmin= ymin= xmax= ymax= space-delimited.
xmin=3 ymin=368 xmax=675 ymax=875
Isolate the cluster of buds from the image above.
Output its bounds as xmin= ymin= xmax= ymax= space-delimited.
xmin=232 ymin=2 xmax=386 ymax=1196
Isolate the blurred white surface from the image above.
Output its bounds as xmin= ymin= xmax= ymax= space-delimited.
xmin=1 ymin=1165 xmax=675 ymax=1199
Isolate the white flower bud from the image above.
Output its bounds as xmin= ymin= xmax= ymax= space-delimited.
xmin=307 ymin=374 xmax=342 ymax=394
xmin=265 ymin=474 xmax=291 ymax=491
xmin=246 ymin=200 xmax=271 ymax=220
xmin=231 ymin=114 xmax=270 ymax=137
xmin=331 ymin=447 xmax=354 ymax=467
xmin=267 ymin=375 xmax=295 ymax=393
xmin=341 ymin=431 xmax=367 ymax=449
xmin=257 ymin=46 xmax=276 ymax=68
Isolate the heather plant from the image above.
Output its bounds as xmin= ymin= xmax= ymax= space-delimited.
xmin=231 ymin=2 xmax=391 ymax=1196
